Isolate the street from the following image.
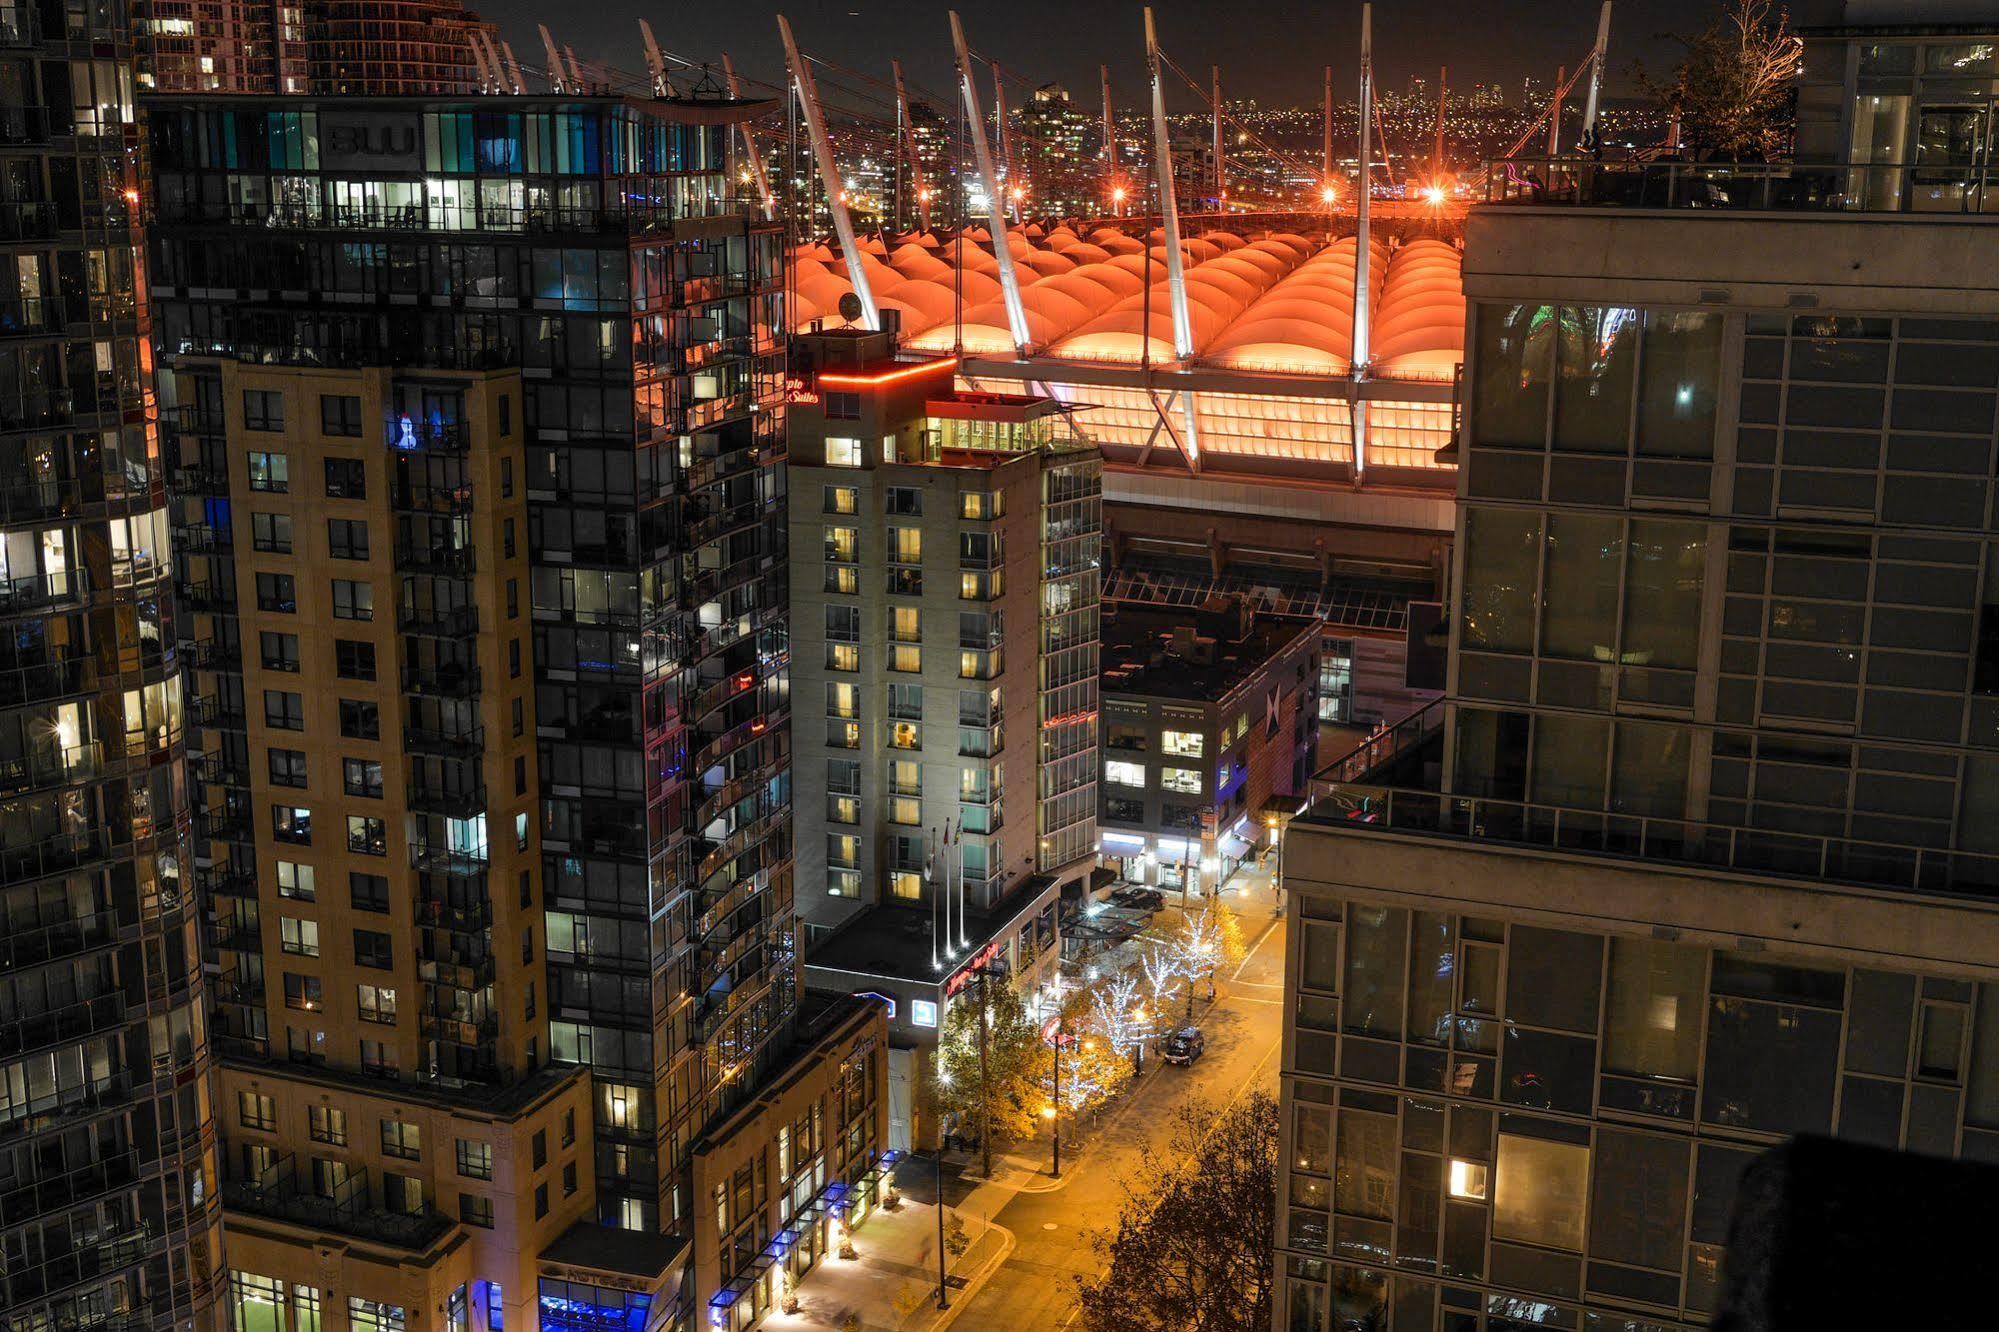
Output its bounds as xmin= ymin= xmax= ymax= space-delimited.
xmin=940 ymin=877 xmax=1287 ymax=1332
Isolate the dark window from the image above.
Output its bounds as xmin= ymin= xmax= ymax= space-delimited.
xmin=354 ymin=929 xmax=394 ymax=969
xmin=244 ymin=389 xmax=284 ymax=431
xmin=327 ymin=518 xmax=370 ymax=560
xmin=320 ymin=393 xmax=363 ymax=437
xmin=503 ymin=517 xmax=516 ymax=558
xmin=532 ymin=1130 xmax=547 ymax=1169
xmin=350 ymin=873 xmax=390 ymax=912
xmin=1505 ymin=926 xmax=1604 ymax=1034
xmin=498 ymin=395 xmax=512 ymax=437
xmin=825 ymin=391 xmax=860 ymax=419
xmin=501 ymin=456 xmax=514 ymax=496
xmin=264 ymin=690 xmax=305 ymax=731
xmin=268 ymin=748 xmax=308 ymax=788
xmin=534 ymin=1183 xmax=548 ymax=1219
xmin=338 ymin=698 xmax=380 ymax=739
xmin=561 ymin=1161 xmax=577 ymax=1196
xmin=343 ymin=758 xmax=384 ymax=798
xmin=260 ymin=631 xmax=300 ymax=672
xmin=282 ymin=972 xmax=322 ymax=1012
xmin=255 ymin=572 xmax=296 ymax=613
xmin=886 ymin=486 xmax=922 ymax=515
xmin=511 ymin=697 xmax=524 ymax=737
xmin=252 ymin=512 xmax=293 ymax=552
xmin=335 ymin=640 xmax=377 ymax=680
xmin=1702 ymin=996 xmax=1841 ymax=1135
xmin=331 ymin=579 xmax=373 ymax=621
xmin=324 ymin=457 xmax=367 ymax=499
xmin=459 ymin=1194 xmax=494 ymax=1228
xmin=509 ymin=639 xmax=521 ymax=677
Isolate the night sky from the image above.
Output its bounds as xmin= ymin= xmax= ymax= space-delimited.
xmin=471 ymin=0 xmax=1845 ymax=107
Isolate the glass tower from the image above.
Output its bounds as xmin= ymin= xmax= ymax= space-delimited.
xmin=0 ymin=7 xmax=223 ymax=1332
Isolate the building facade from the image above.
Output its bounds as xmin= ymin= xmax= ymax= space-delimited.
xmin=145 ymin=90 xmax=880 ymax=1332
xmin=137 ymin=0 xmax=493 ymax=96
xmin=1097 ymin=599 xmax=1319 ymax=894
xmin=785 ymin=327 xmax=1099 ymax=1145
xmin=1275 ymin=47 xmax=1999 ymax=1332
xmin=0 ymin=8 xmax=225 ymax=1332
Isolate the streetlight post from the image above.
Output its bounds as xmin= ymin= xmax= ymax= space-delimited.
xmin=934 ymin=1144 xmax=948 ymax=1310
xmin=1050 ymin=1025 xmax=1063 ymax=1179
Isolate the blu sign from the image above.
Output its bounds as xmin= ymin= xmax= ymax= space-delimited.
xmin=320 ymin=115 xmax=423 ymax=170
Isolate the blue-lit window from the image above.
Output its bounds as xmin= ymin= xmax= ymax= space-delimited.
xmin=484 ymin=1284 xmax=503 ymax=1332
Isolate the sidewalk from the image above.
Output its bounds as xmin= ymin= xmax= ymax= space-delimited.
xmin=761 ymin=1193 xmax=1013 ymax=1332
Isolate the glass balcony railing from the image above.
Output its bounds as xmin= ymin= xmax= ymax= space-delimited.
xmin=1483 ymin=157 xmax=1999 ymax=216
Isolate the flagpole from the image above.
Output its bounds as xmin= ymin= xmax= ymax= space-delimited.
xmin=943 ymin=824 xmax=956 ymax=961
xmin=956 ymin=818 xmax=970 ymax=950
xmin=929 ymin=826 xmax=940 ymax=971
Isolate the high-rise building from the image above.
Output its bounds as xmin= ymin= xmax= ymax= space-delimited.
xmin=0 ymin=8 xmax=224 ymax=1332
xmin=146 ymin=89 xmax=889 ymax=1332
xmin=786 ymin=325 xmax=1100 ymax=1147
xmin=137 ymin=0 xmax=493 ymax=96
xmin=1274 ymin=19 xmax=1999 ymax=1332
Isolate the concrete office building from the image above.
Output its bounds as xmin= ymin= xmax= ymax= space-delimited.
xmin=1275 ymin=16 xmax=1999 ymax=1332
xmin=787 ymin=325 xmax=1100 ymax=1147
xmin=1097 ymin=598 xmax=1320 ymax=895
xmin=0 ymin=8 xmax=224 ymax=1332
xmin=148 ymin=90 xmax=888 ymax=1332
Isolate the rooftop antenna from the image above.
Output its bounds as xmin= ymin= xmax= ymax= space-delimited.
xmin=1579 ymin=0 xmax=1614 ymax=151
xmin=949 ymin=10 xmax=1031 ymax=353
xmin=1351 ymin=1 xmax=1374 ymax=481
xmin=723 ymin=54 xmax=776 ymax=221
xmin=893 ymin=60 xmax=932 ymax=232
xmin=639 ymin=19 xmax=674 ymax=97
xmin=537 ymin=24 xmax=566 ymax=93
xmin=777 ymin=14 xmax=879 ymax=330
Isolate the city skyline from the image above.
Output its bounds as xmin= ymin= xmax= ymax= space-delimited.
xmin=473 ymin=0 xmax=1845 ymax=106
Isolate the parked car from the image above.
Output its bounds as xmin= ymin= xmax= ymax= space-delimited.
xmin=1161 ymin=1026 xmax=1205 ymax=1066
xmin=1111 ymin=885 xmax=1165 ymax=913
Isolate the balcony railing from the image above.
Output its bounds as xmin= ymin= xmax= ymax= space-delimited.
xmin=398 ymin=603 xmax=479 ymax=637
xmin=1483 ymin=157 xmax=1999 ymax=216
xmin=403 ymin=663 xmax=482 ymax=698
xmin=1308 ymin=775 xmax=1999 ymax=901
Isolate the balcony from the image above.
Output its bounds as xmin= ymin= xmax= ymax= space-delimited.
xmin=171 ymin=464 xmax=228 ymax=496
xmin=395 ymin=542 xmax=476 ymax=576
xmin=190 ymin=694 xmax=246 ymax=728
xmin=417 ymin=889 xmax=493 ymax=934
xmin=0 ymin=202 xmax=59 ymax=242
xmin=408 ymin=777 xmax=485 ymax=820
xmin=405 ymin=723 xmax=485 ymax=758
xmin=398 ymin=603 xmax=479 ymax=637
xmin=0 ymin=569 xmax=84 ymax=616
xmin=1481 ymin=157 xmax=1999 ymax=216
xmin=0 ymin=742 xmax=100 ymax=798
xmin=420 ymin=954 xmax=498 ymax=991
xmin=390 ymin=478 xmax=475 ymax=515
xmin=223 ymin=1159 xmax=455 ymax=1251
xmin=0 ymin=992 xmax=126 ymax=1060
xmin=197 ymin=864 xmax=258 ymax=900
xmin=177 ymin=581 xmax=232 ymax=615
xmin=421 ymin=1012 xmax=499 ymax=1046
xmin=403 ymin=662 xmax=482 ymax=699
xmin=388 ymin=418 xmax=469 ymax=455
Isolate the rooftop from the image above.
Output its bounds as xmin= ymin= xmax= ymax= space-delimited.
xmin=221 ymin=1054 xmax=587 ymax=1121
xmin=1100 ymin=600 xmax=1319 ymax=706
xmin=807 ymin=878 xmax=1056 ymax=986
xmin=539 ymin=1220 xmax=686 ymax=1280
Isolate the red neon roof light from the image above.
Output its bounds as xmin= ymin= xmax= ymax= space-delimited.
xmin=817 ymin=357 xmax=959 ymax=389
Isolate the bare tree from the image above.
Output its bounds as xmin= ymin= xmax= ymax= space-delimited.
xmin=1638 ymin=0 xmax=1802 ymax=159
xmin=1074 ymin=1090 xmax=1279 ymax=1332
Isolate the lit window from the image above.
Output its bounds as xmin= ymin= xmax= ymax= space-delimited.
xmin=888 ymin=871 xmax=922 ymax=900
xmin=912 ymin=999 xmax=939 ymax=1028
xmin=1104 ymin=760 xmax=1146 ymax=788
xmin=1447 ymin=1158 xmax=1489 ymax=1200
xmin=827 ymin=644 xmax=859 ymax=672
xmin=1159 ymin=767 xmax=1202 ymax=794
xmin=826 ymin=437 xmax=861 ymax=467
xmin=1163 ymin=731 xmax=1204 ymax=758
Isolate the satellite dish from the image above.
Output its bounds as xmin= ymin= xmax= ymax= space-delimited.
xmin=837 ymin=292 xmax=865 ymax=323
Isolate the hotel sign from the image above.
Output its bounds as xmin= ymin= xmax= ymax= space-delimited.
xmin=944 ymin=939 xmax=1005 ymax=997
